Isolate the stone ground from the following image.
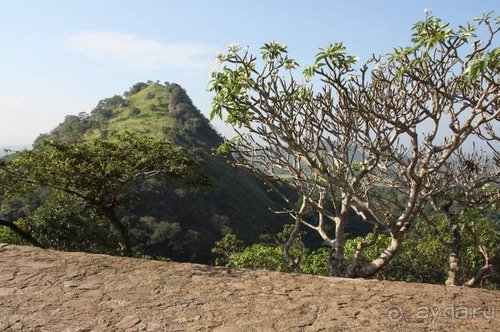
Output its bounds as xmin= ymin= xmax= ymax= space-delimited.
xmin=0 ymin=244 xmax=498 ymax=331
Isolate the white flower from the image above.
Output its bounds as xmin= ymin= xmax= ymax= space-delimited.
xmin=374 ymin=61 xmax=382 ymax=72
xmin=208 ymin=69 xmax=217 ymax=78
xmin=215 ymin=51 xmax=225 ymax=64
xmin=424 ymin=8 xmax=431 ymax=15
xmin=228 ymin=43 xmax=241 ymax=52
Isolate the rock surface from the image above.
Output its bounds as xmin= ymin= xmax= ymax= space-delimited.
xmin=0 ymin=244 xmax=498 ymax=331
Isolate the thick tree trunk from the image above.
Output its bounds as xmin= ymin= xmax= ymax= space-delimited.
xmin=445 ymin=219 xmax=461 ymax=286
xmin=464 ymin=245 xmax=497 ymax=288
xmin=103 ymin=208 xmax=133 ymax=257
xmin=0 ymin=219 xmax=44 ymax=248
xmin=347 ymin=181 xmax=418 ymax=278
xmin=352 ymin=234 xmax=402 ymax=278
xmin=330 ymin=217 xmax=345 ymax=277
xmin=463 ymin=263 xmax=492 ymax=287
xmin=345 ymin=227 xmax=379 ymax=278
xmin=330 ymin=195 xmax=350 ymax=277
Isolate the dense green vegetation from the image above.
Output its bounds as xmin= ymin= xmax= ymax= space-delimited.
xmin=1 ymin=82 xmax=296 ymax=262
xmin=214 ymin=213 xmax=500 ymax=289
xmin=2 ymin=133 xmax=209 ymax=256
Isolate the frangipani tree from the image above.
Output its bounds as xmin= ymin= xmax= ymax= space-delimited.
xmin=422 ymin=149 xmax=499 ymax=286
xmin=209 ymin=13 xmax=499 ymax=278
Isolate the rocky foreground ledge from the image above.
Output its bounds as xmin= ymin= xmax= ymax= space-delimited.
xmin=0 ymin=245 xmax=498 ymax=331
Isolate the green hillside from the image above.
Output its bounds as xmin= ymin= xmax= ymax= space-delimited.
xmin=28 ymin=81 xmax=290 ymax=263
xmin=84 ymin=84 xmax=174 ymax=140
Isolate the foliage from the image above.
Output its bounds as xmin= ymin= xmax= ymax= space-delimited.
xmin=301 ymin=248 xmax=330 ymax=276
xmin=2 ymin=132 xmax=209 ymax=256
xmin=227 ymin=244 xmax=291 ymax=272
xmin=221 ymin=216 xmax=500 ymax=289
xmin=12 ymin=132 xmax=208 ymax=200
xmin=0 ymin=166 xmax=45 ymax=247
xmin=208 ymin=14 xmax=499 ymax=278
xmin=212 ymin=233 xmax=244 ymax=266
xmin=19 ymin=192 xmax=120 ymax=253
xmin=124 ymin=82 xmax=149 ymax=96
xmin=129 ymin=107 xmax=141 ymax=117
xmin=0 ymin=226 xmax=18 ymax=244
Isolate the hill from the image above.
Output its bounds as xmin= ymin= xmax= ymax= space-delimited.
xmin=1 ymin=244 xmax=499 ymax=331
xmin=21 ymin=82 xmax=293 ymax=263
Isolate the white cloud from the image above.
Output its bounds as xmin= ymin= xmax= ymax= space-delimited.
xmin=67 ymin=32 xmax=215 ymax=72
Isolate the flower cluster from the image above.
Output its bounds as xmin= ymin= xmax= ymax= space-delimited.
xmin=228 ymin=43 xmax=241 ymax=52
xmin=215 ymin=51 xmax=225 ymax=64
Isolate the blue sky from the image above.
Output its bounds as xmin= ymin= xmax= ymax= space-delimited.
xmin=0 ymin=0 xmax=498 ymax=145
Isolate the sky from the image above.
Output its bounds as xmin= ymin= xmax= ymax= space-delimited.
xmin=0 ymin=0 xmax=498 ymax=146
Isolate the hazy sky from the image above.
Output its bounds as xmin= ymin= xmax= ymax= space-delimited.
xmin=0 ymin=0 xmax=498 ymax=145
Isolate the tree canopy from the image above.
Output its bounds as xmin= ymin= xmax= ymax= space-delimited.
xmin=209 ymin=13 xmax=499 ymax=280
xmin=0 ymin=133 xmax=209 ymax=256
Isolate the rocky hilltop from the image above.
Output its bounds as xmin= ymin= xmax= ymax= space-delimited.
xmin=0 ymin=245 xmax=498 ymax=331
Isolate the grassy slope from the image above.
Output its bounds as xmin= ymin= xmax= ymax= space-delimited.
xmin=84 ymin=83 xmax=174 ymax=140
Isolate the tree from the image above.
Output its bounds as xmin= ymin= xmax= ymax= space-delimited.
xmin=217 ymin=221 xmax=499 ymax=288
xmin=0 ymin=133 xmax=209 ymax=256
xmin=124 ymin=82 xmax=149 ymax=96
xmin=209 ymin=13 xmax=499 ymax=278
xmin=226 ymin=244 xmax=291 ymax=272
xmin=18 ymin=191 xmax=120 ymax=253
xmin=0 ymin=169 xmax=44 ymax=247
xmin=211 ymin=233 xmax=244 ymax=266
xmin=421 ymin=149 xmax=499 ymax=286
